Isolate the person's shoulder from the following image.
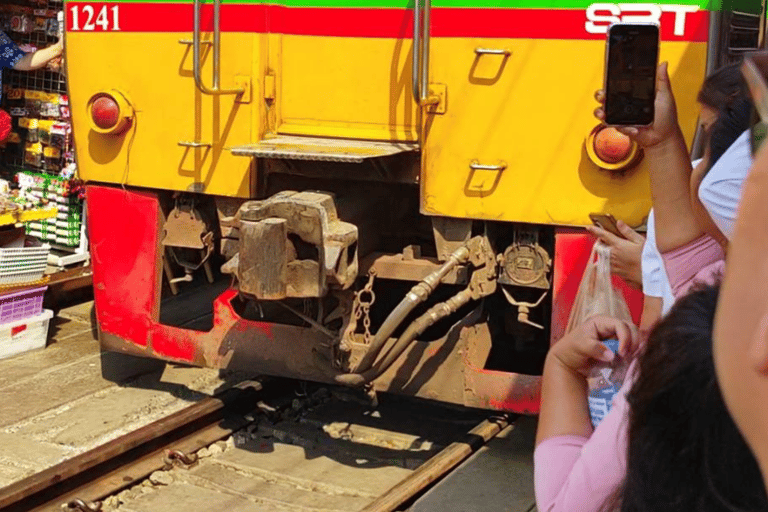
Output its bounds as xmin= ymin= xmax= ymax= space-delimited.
xmin=721 ymin=129 xmax=752 ymax=159
xmin=704 ymin=129 xmax=753 ymax=182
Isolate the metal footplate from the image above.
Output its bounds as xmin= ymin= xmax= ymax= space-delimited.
xmin=230 ymin=136 xmax=419 ymax=163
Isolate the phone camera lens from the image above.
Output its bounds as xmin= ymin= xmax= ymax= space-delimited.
xmin=624 ymin=106 xmax=633 ymax=114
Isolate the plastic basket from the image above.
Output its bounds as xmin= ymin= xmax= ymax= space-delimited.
xmin=0 ymin=286 xmax=47 ymax=324
xmin=0 ymin=246 xmax=50 ymax=285
xmin=0 ymin=309 xmax=53 ymax=361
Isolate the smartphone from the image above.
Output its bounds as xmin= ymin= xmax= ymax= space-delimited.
xmin=589 ymin=213 xmax=624 ymax=238
xmin=603 ymin=23 xmax=660 ymax=127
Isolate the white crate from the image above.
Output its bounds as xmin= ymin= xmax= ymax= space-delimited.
xmin=0 ymin=309 xmax=53 ymax=360
xmin=0 ymin=246 xmax=50 ymax=285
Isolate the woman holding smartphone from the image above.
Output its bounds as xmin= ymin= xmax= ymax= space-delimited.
xmin=587 ymin=64 xmax=746 ymax=337
xmin=534 ymin=62 xmax=754 ymax=512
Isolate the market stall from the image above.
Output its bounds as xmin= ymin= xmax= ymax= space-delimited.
xmin=0 ymin=0 xmax=90 ymax=360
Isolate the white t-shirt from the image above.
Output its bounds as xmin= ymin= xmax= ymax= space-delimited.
xmin=641 ymin=158 xmax=705 ymax=315
xmin=698 ymin=129 xmax=753 ymax=241
xmin=642 ymin=209 xmax=676 ymax=315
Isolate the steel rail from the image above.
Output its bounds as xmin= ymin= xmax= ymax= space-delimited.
xmin=0 ymin=382 xmax=266 ymax=511
xmin=31 ymin=413 xmax=253 ymax=512
xmin=361 ymin=414 xmax=512 ymax=512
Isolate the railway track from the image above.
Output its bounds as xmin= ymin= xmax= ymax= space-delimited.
xmin=0 ymin=379 xmax=515 ymax=512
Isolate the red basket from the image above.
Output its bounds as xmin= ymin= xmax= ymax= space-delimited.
xmin=0 ymin=286 xmax=47 ymax=324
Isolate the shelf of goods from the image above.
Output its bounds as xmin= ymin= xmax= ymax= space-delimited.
xmin=1 ymin=1 xmax=89 ymax=270
xmin=0 ymin=1 xmax=75 ymax=360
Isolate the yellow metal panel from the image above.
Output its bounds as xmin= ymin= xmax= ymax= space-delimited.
xmin=421 ymin=39 xmax=707 ymax=228
xmin=276 ymin=35 xmax=419 ymax=142
xmin=67 ymin=33 xmax=262 ymax=198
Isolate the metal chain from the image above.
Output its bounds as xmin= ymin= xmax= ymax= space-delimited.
xmin=357 ymin=271 xmax=376 ymax=344
xmin=345 ymin=270 xmax=377 ymax=346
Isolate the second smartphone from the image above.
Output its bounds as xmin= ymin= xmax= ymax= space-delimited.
xmin=603 ymin=23 xmax=660 ymax=126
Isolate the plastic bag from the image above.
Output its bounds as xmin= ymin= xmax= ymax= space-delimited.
xmin=567 ymin=242 xmax=633 ymax=427
xmin=565 ymin=241 xmax=633 ymax=333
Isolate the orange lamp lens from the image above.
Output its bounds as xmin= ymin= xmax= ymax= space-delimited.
xmin=593 ymin=127 xmax=632 ymax=164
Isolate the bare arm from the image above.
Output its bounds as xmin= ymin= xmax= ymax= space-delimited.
xmin=639 ymin=295 xmax=663 ymax=341
xmin=646 ymin=128 xmax=702 ymax=253
xmin=13 ymin=40 xmax=63 ymax=71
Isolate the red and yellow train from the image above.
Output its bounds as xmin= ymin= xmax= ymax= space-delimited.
xmin=64 ymin=0 xmax=765 ymax=413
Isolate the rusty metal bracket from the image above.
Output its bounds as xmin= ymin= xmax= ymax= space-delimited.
xmin=66 ymin=498 xmax=103 ymax=512
xmin=424 ymin=83 xmax=447 ymax=114
xmin=162 ymin=198 xmax=215 ymax=288
xmin=466 ymin=236 xmax=498 ymax=300
xmin=167 ymin=232 xmax=214 ymax=272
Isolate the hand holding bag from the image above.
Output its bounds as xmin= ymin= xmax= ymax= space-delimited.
xmin=566 ymin=241 xmax=633 ymax=332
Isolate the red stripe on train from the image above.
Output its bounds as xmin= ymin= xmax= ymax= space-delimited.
xmin=66 ymin=3 xmax=709 ymax=42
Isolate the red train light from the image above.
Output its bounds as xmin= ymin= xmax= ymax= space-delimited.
xmin=87 ymin=91 xmax=134 ymax=135
xmin=91 ymin=96 xmax=120 ymax=130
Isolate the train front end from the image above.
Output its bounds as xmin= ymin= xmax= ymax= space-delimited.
xmin=64 ymin=0 xmax=761 ymax=413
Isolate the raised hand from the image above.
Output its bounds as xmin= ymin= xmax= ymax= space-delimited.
xmin=594 ymin=62 xmax=682 ymax=149
xmin=549 ymin=316 xmax=639 ymax=378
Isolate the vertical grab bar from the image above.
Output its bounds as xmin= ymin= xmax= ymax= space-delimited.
xmin=412 ymin=0 xmax=421 ymax=102
xmin=193 ymin=0 xmax=244 ymax=95
xmin=420 ymin=0 xmax=430 ymax=103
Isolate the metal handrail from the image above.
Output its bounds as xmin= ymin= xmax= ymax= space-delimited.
xmin=475 ymin=48 xmax=511 ymax=56
xmin=470 ymin=161 xmax=507 ymax=172
xmin=193 ymin=0 xmax=244 ymax=95
xmin=412 ymin=0 xmax=421 ymax=102
xmin=179 ymin=141 xmax=212 ymax=148
xmin=420 ymin=0 xmax=431 ymax=103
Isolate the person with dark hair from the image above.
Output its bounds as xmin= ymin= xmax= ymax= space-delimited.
xmin=621 ymin=285 xmax=768 ymax=512
xmin=697 ymin=62 xmax=749 ymax=116
xmin=588 ymin=62 xmax=749 ymax=331
xmin=713 ymin=54 xmax=768 ymax=495
xmin=697 ymin=94 xmax=754 ymax=245
xmin=535 ymin=62 xmax=756 ymax=512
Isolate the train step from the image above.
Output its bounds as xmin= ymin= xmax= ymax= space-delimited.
xmin=230 ymin=135 xmax=419 ymax=163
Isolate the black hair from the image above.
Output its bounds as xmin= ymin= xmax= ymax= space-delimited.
xmin=706 ymin=97 xmax=754 ymax=174
xmin=619 ymin=285 xmax=768 ymax=512
xmin=698 ymin=63 xmax=748 ymax=113
xmin=694 ymin=62 xmax=753 ymax=175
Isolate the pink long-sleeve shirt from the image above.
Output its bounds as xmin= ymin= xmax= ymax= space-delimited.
xmin=533 ymin=235 xmax=724 ymax=512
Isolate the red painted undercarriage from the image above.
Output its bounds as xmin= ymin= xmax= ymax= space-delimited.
xmin=87 ymin=184 xmax=643 ymax=415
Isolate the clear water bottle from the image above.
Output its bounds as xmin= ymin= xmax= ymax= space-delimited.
xmin=587 ymin=339 xmax=628 ymax=428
